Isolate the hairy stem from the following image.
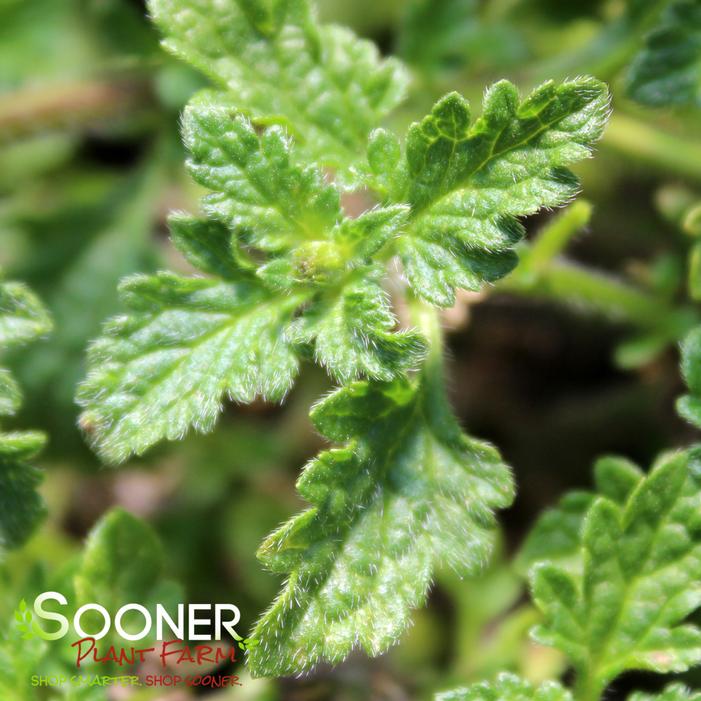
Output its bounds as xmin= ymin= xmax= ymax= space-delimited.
xmin=409 ymin=292 xmax=446 ymax=389
xmin=573 ymin=667 xmax=605 ymax=701
xmin=529 ymin=0 xmax=668 ymax=83
xmin=497 ymin=252 xmax=699 ymax=338
xmin=603 ymin=114 xmax=701 ymax=183
xmin=526 ymin=200 xmax=592 ymax=273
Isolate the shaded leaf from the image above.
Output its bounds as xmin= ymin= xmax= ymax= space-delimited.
xmin=0 ymin=279 xmax=52 ymax=348
xmin=0 ymin=432 xmax=46 ymax=551
xmin=517 ymin=455 xmax=642 ymax=575
xmin=531 ymin=452 xmax=701 ymax=694
xmin=627 ymin=0 xmax=701 ymax=108
xmin=678 ymin=326 xmax=701 ymax=428
xmin=0 ymin=274 xmax=50 ymax=552
xmin=435 ymin=672 xmax=572 ymax=701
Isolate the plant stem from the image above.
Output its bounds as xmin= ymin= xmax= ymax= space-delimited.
xmin=526 ymin=200 xmax=592 ymax=273
xmin=573 ymin=667 xmax=605 ymax=701
xmin=603 ymin=114 xmax=701 ymax=183
xmin=498 ymin=252 xmax=699 ymax=338
xmin=529 ymin=0 xmax=668 ymax=83
xmin=410 ymin=292 xmax=446 ymax=379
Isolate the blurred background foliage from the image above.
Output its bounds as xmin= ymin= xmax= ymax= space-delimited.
xmin=2 ymin=0 xmax=701 ymax=699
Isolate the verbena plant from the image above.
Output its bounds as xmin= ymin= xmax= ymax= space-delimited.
xmin=75 ymin=0 xmax=611 ymax=678
xmin=3 ymin=0 xmax=701 ymax=698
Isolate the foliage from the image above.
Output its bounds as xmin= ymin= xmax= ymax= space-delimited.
xmin=148 ymin=0 xmax=408 ymax=181
xmin=4 ymin=0 xmax=701 ymax=699
xmin=75 ymin=0 xmax=609 ymax=678
xmin=439 ymin=451 xmax=701 ymax=701
xmin=0 ymin=508 xmax=178 ymax=700
xmin=530 ymin=452 xmax=701 ymax=699
xmin=0 ymin=275 xmax=51 ymax=552
xmin=627 ymin=0 xmax=701 ymax=108
xmin=436 ymin=673 xmax=572 ymax=701
xmin=250 ymin=376 xmax=513 ymax=675
xmin=678 ymin=326 xmax=701 ymax=429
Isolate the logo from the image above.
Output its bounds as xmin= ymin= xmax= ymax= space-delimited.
xmin=14 ymin=591 xmax=259 ymax=691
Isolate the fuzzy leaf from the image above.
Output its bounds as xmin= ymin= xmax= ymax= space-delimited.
xmin=0 ymin=275 xmax=51 ymax=552
xmin=287 ymin=269 xmax=426 ymax=383
xmin=516 ymin=455 xmax=642 ymax=575
xmin=627 ymin=0 xmax=701 ymax=108
xmin=249 ymin=377 xmax=513 ymax=676
xmin=178 ymin=106 xmax=424 ymax=382
xmin=334 ymin=205 xmax=410 ymax=262
xmin=74 ymin=508 xmax=184 ymax=646
xmin=435 ymin=673 xmax=572 ymax=701
xmin=0 ymin=280 xmax=52 ymax=348
xmin=183 ymin=106 xmax=341 ymax=253
xmin=0 ymin=369 xmax=21 ymax=417
xmin=77 ymin=272 xmax=302 ymax=463
xmin=0 ymin=431 xmax=46 ymax=551
xmin=148 ymin=0 xmax=407 ymax=176
xmin=531 ymin=452 xmax=701 ymax=692
xmin=630 ymin=684 xmax=701 ymax=701
xmin=392 ymin=78 xmax=609 ymax=306
xmin=678 ymin=326 xmax=701 ymax=428
xmin=169 ymin=214 xmax=247 ymax=280
xmin=75 ymin=508 xmax=164 ymax=611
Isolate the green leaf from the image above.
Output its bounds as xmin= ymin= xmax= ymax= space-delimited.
xmin=630 ymin=684 xmax=701 ymax=701
xmin=175 ymin=107 xmax=424 ymax=384
xmin=391 ymin=78 xmax=609 ymax=306
xmin=0 ymin=279 xmax=52 ymax=348
xmin=148 ymin=0 xmax=407 ymax=176
xmin=516 ymin=491 xmax=593 ymax=576
xmin=79 ymin=198 xmax=424 ymax=460
xmin=516 ymin=456 xmax=642 ymax=575
xmin=249 ymin=377 xmax=513 ymax=676
xmin=531 ymin=452 xmax=701 ymax=696
xmin=74 ymin=508 xmax=163 ymax=609
xmin=287 ymin=269 xmax=426 ymax=383
xmin=0 ymin=369 xmax=21 ymax=417
xmin=0 ymin=274 xmax=50 ymax=553
xmin=74 ymin=508 xmax=183 ymax=646
xmin=677 ymin=326 xmax=701 ymax=428
xmin=334 ymin=204 xmax=411 ymax=262
xmin=627 ymin=0 xmax=701 ymax=108
xmin=77 ymin=272 xmax=302 ymax=463
xmin=169 ymin=213 xmax=249 ymax=279
xmin=435 ymin=672 xmax=572 ymax=701
xmin=0 ymin=431 xmax=46 ymax=551
xmin=183 ymin=105 xmax=341 ymax=253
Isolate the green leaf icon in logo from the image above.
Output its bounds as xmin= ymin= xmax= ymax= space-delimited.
xmin=14 ymin=599 xmax=35 ymax=640
xmin=231 ymin=628 xmax=259 ymax=652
